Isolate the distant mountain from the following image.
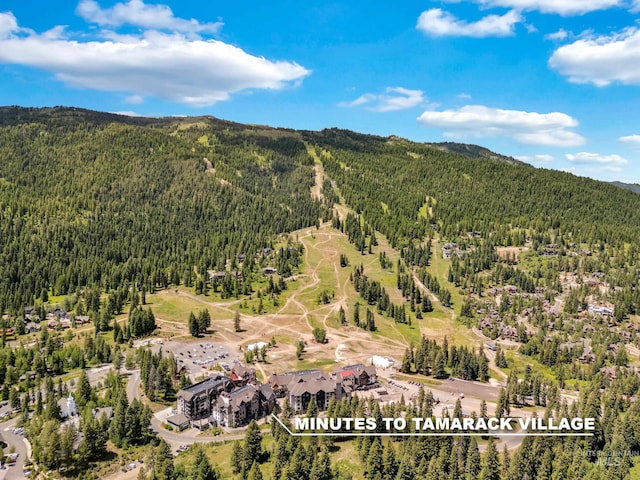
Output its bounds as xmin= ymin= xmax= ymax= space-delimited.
xmin=610 ymin=181 xmax=640 ymax=195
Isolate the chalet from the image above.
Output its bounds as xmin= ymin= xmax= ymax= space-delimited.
xmin=177 ymin=375 xmax=232 ymax=421
xmin=484 ymin=343 xmax=498 ymax=352
xmin=587 ymin=305 xmax=614 ymax=316
xmin=579 ymin=346 xmax=595 ymax=364
xmin=263 ymin=267 xmax=277 ymax=276
xmin=25 ymin=322 xmax=40 ymax=334
xmin=75 ymin=315 xmax=90 ymax=325
xmin=601 ymin=366 xmax=617 ymax=381
xmin=504 ymin=285 xmax=518 ymax=295
xmin=442 ymin=243 xmax=457 ymax=259
xmin=268 ymin=369 xmax=346 ymax=413
xmin=288 ymin=375 xmax=345 ymax=413
xmin=332 ymin=364 xmax=377 ymax=391
xmin=230 ymin=364 xmax=257 ymax=386
xmin=212 ymin=384 xmax=260 ymax=428
xmin=479 ymin=318 xmax=494 ymax=329
xmin=208 ymin=271 xmax=227 ymax=281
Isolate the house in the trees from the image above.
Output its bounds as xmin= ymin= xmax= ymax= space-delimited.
xmin=25 ymin=322 xmax=40 ymax=334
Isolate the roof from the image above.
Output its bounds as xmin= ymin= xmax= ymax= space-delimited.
xmin=333 ymin=364 xmax=376 ymax=377
xmin=178 ymin=375 xmax=228 ymax=401
xmin=268 ymin=369 xmax=323 ymax=388
xmin=217 ymin=384 xmax=259 ymax=410
xmin=260 ymin=383 xmax=275 ymax=399
xmin=288 ymin=377 xmax=338 ymax=397
xmin=167 ymin=413 xmax=190 ymax=427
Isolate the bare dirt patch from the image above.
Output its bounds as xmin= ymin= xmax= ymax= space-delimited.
xmin=496 ymin=246 xmax=528 ymax=260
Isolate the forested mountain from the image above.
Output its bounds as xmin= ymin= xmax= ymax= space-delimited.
xmin=429 ymin=140 xmax=527 ymax=166
xmin=0 ymin=107 xmax=323 ymax=311
xmin=303 ymin=127 xmax=640 ymax=247
xmin=2 ymin=106 xmax=640 ymax=313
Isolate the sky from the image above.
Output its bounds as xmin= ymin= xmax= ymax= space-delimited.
xmin=1 ymin=1 xmax=640 ymax=183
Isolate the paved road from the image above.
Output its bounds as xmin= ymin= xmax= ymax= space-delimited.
xmin=0 ymin=416 xmax=29 ymax=480
xmin=124 ymin=369 xmax=246 ymax=452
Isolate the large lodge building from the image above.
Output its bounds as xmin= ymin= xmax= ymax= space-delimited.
xmin=173 ymin=363 xmax=378 ymax=429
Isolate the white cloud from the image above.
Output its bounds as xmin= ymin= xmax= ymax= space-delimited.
xmin=549 ymin=28 xmax=640 ymax=86
xmin=565 ymin=152 xmax=628 ymax=165
xmin=417 ymin=105 xmax=585 ymax=146
xmin=0 ymin=12 xmax=20 ymax=39
xmin=619 ymin=134 xmax=640 ymax=144
xmin=545 ymin=29 xmax=569 ymax=41
xmin=457 ymin=93 xmax=472 ymax=99
xmin=77 ymin=0 xmax=222 ymax=36
xmin=473 ymin=0 xmax=621 ymax=16
xmin=111 ymin=110 xmax=144 ymax=116
xmin=516 ymin=154 xmax=555 ymax=163
xmin=631 ymin=0 xmax=640 ymax=12
xmin=416 ymin=8 xmax=521 ymax=38
xmin=125 ymin=94 xmax=144 ymax=104
xmin=340 ymin=87 xmax=425 ymax=112
xmin=0 ymin=10 xmax=310 ymax=107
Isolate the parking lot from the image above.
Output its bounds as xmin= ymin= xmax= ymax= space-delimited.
xmin=151 ymin=340 xmax=240 ymax=380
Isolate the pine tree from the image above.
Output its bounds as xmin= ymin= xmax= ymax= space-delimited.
xmin=400 ymin=348 xmax=412 ymax=374
xmin=231 ymin=440 xmax=244 ymax=474
xmin=198 ymin=309 xmax=211 ymax=334
xmin=353 ymin=302 xmax=361 ymax=327
xmin=307 ymin=397 xmax=318 ymax=418
xmin=234 ymin=310 xmax=241 ymax=332
xmin=480 ymin=438 xmax=501 ymax=480
xmin=76 ymin=369 xmax=92 ymax=407
xmin=248 ymin=461 xmax=264 ymax=480
xmin=192 ymin=445 xmax=218 ymax=480
xmin=433 ymin=351 xmax=447 ymax=379
xmin=465 ymin=437 xmax=481 ymax=480
xmin=396 ymin=453 xmax=416 ymax=480
xmin=243 ymin=420 xmax=263 ymax=471
xmin=339 ymin=306 xmax=346 ymax=325
xmin=383 ymin=441 xmax=398 ymax=480
xmin=189 ymin=312 xmax=199 ymax=337
xmin=310 ymin=448 xmax=332 ymax=480
xmin=365 ymin=439 xmax=384 ymax=480
xmin=152 ymin=440 xmax=175 ymax=480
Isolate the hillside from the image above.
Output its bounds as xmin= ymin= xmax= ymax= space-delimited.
xmin=1 ymin=106 xmax=640 ymax=313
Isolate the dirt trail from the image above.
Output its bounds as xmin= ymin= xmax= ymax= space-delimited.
xmin=306 ymin=144 xmax=325 ymax=201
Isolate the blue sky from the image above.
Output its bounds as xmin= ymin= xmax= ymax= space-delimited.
xmin=1 ymin=1 xmax=640 ymax=183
